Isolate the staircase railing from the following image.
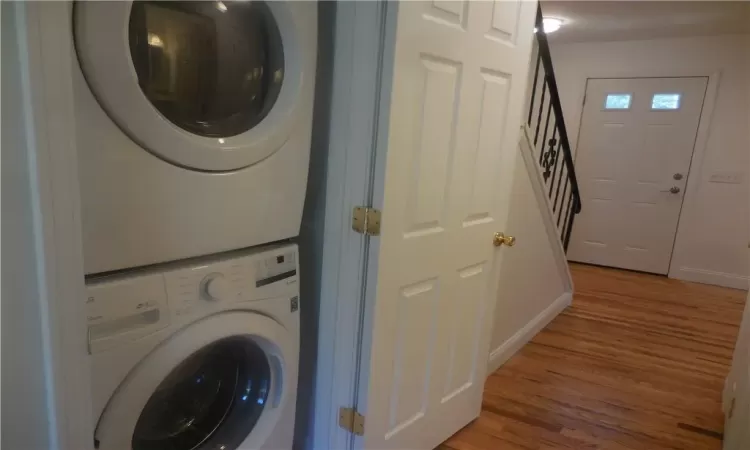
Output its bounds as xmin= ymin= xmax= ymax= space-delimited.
xmin=526 ymin=6 xmax=582 ymax=251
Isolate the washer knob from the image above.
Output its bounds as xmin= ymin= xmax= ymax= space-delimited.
xmin=201 ymin=274 xmax=229 ymax=301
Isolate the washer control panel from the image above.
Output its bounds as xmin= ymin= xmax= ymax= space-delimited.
xmin=255 ymin=249 xmax=296 ymax=287
xmin=86 ymin=244 xmax=299 ymax=353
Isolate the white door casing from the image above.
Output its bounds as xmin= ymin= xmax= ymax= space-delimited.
xmin=723 ymin=351 xmax=750 ymax=450
xmin=568 ymin=77 xmax=708 ymax=274
xmin=361 ymin=1 xmax=537 ymax=448
xmin=724 ymin=291 xmax=750 ymax=450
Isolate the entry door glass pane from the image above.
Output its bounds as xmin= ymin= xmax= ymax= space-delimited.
xmin=604 ymin=93 xmax=632 ymax=110
xmin=651 ymin=93 xmax=681 ymax=110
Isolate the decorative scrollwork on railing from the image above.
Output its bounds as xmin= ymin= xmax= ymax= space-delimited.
xmin=542 ymin=137 xmax=557 ymax=181
xmin=525 ymin=5 xmax=581 ymax=251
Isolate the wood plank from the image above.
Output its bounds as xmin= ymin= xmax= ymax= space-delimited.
xmin=441 ymin=263 xmax=746 ymax=450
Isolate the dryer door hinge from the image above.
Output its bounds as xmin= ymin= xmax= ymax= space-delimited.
xmin=352 ymin=206 xmax=381 ymax=236
xmin=339 ymin=406 xmax=365 ymax=436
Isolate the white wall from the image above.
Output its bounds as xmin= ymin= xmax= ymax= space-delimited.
xmin=550 ymin=34 xmax=750 ymax=289
xmin=489 ymin=136 xmax=572 ymax=373
xmin=1 ymin=3 xmax=54 ymax=448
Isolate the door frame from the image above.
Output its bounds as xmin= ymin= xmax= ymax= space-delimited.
xmin=569 ymin=72 xmax=721 ymax=278
xmin=310 ymin=2 xmax=390 ymax=449
xmin=350 ymin=4 xmax=398 ymax=449
xmin=10 ymin=2 xmax=95 ymax=449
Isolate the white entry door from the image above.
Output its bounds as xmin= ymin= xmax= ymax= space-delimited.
xmin=568 ymin=77 xmax=708 ymax=274
xmin=359 ymin=1 xmax=537 ymax=449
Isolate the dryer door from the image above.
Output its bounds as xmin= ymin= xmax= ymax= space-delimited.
xmin=74 ymin=1 xmax=306 ymax=172
xmin=95 ymin=312 xmax=294 ymax=450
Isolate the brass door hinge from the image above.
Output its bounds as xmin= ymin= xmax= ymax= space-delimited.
xmin=352 ymin=206 xmax=381 ymax=236
xmin=339 ymin=406 xmax=365 ymax=435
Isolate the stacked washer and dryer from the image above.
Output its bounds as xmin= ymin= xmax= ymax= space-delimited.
xmin=72 ymin=1 xmax=316 ymax=449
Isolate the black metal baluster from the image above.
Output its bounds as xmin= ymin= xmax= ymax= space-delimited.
xmin=563 ymin=196 xmax=577 ymax=251
xmin=557 ymin=173 xmax=569 ymax=227
xmin=552 ymin=141 xmax=565 ymax=205
xmin=527 ymin=52 xmax=541 ymax=126
xmin=534 ymin=81 xmax=547 ymax=145
xmin=561 ymin=194 xmax=572 ymax=241
xmin=539 ymin=107 xmax=554 ymax=166
xmin=548 ymin=140 xmax=561 ymax=196
xmin=540 ymin=100 xmax=553 ymax=160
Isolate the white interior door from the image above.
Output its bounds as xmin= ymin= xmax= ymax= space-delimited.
xmin=568 ymin=77 xmax=707 ymax=274
xmin=359 ymin=1 xmax=537 ymax=449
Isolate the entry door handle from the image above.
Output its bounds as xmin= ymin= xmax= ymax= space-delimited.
xmin=661 ymin=186 xmax=680 ymax=194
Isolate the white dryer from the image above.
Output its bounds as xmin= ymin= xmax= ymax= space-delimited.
xmin=86 ymin=244 xmax=300 ymax=450
xmin=72 ymin=1 xmax=317 ymax=274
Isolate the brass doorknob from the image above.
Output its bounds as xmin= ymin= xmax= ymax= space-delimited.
xmin=493 ymin=232 xmax=516 ymax=247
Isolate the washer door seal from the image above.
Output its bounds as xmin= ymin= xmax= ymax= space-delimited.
xmin=94 ymin=312 xmax=293 ymax=450
xmin=74 ymin=1 xmax=305 ymax=172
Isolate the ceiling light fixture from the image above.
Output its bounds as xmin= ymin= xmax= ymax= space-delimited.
xmin=216 ymin=1 xmax=228 ymax=12
xmin=147 ymin=32 xmax=163 ymax=48
xmin=542 ymin=17 xmax=563 ymax=33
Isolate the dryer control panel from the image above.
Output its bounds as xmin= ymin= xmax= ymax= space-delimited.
xmin=85 ymin=244 xmax=299 ymax=353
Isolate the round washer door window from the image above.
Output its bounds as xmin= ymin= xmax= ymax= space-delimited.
xmin=128 ymin=1 xmax=283 ymax=139
xmin=74 ymin=1 xmax=306 ymax=171
xmin=132 ymin=336 xmax=271 ymax=450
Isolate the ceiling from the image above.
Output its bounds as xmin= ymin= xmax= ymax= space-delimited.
xmin=541 ymin=0 xmax=750 ymax=43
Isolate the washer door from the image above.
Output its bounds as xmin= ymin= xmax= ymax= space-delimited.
xmin=95 ymin=312 xmax=294 ymax=450
xmin=74 ymin=1 xmax=304 ymax=172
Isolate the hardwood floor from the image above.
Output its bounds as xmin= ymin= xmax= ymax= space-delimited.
xmin=441 ymin=263 xmax=747 ymax=450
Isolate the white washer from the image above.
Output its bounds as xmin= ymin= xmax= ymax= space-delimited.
xmin=72 ymin=1 xmax=317 ymax=274
xmin=86 ymin=244 xmax=300 ymax=450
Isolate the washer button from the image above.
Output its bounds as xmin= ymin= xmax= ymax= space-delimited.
xmin=201 ymin=274 xmax=229 ymax=301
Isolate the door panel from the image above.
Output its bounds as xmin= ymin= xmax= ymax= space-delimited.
xmin=405 ymin=57 xmax=459 ymax=233
xmin=388 ymin=278 xmax=437 ymax=430
xmin=568 ymin=77 xmax=708 ymax=274
xmin=362 ymin=1 xmax=537 ymax=448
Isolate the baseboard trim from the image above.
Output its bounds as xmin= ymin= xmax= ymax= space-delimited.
xmin=487 ymin=291 xmax=572 ymax=375
xmin=672 ymin=267 xmax=748 ymax=291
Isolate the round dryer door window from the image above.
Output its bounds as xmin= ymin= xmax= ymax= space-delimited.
xmin=132 ymin=336 xmax=271 ymax=450
xmin=128 ymin=2 xmax=283 ymax=139
xmin=74 ymin=1 xmax=306 ymax=171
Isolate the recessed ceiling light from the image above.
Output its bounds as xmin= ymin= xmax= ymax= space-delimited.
xmin=147 ymin=32 xmax=163 ymax=48
xmin=542 ymin=17 xmax=563 ymax=33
